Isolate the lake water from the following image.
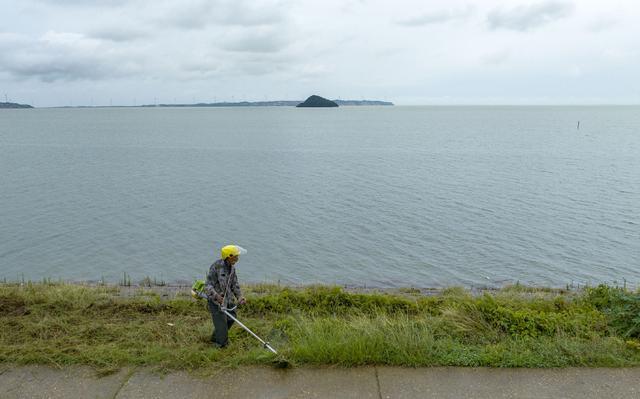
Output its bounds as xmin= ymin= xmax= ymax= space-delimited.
xmin=1 ymin=106 xmax=639 ymax=288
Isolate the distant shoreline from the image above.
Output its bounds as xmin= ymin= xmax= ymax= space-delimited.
xmin=0 ymin=102 xmax=33 ymax=109
xmin=32 ymin=103 xmax=640 ymax=109
xmin=25 ymin=99 xmax=394 ymax=109
xmin=142 ymin=99 xmax=394 ymax=107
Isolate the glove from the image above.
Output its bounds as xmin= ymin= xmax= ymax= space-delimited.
xmin=212 ymin=293 xmax=223 ymax=304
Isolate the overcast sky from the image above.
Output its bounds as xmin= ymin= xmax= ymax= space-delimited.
xmin=1 ymin=0 xmax=639 ymax=106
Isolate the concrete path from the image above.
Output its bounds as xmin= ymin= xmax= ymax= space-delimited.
xmin=1 ymin=365 xmax=638 ymax=399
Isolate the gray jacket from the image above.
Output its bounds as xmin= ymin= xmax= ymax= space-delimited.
xmin=205 ymin=259 xmax=242 ymax=307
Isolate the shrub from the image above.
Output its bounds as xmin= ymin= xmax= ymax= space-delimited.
xmin=584 ymin=285 xmax=640 ymax=338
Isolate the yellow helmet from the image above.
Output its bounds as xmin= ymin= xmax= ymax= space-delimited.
xmin=221 ymin=245 xmax=247 ymax=259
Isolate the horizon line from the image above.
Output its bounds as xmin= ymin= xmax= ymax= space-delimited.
xmin=31 ymin=103 xmax=640 ymax=108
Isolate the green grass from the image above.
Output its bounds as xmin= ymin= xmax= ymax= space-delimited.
xmin=1 ymin=283 xmax=639 ymax=373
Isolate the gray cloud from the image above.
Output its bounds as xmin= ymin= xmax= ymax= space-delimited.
xmin=221 ymin=29 xmax=290 ymax=53
xmin=157 ymin=0 xmax=213 ymax=30
xmin=177 ymin=53 xmax=292 ymax=80
xmin=214 ymin=1 xmax=289 ymax=27
xmin=5 ymin=60 xmax=113 ymax=82
xmin=397 ymin=6 xmax=475 ymax=26
xmin=233 ymin=58 xmax=290 ymax=76
xmin=0 ymin=0 xmax=296 ymax=84
xmin=487 ymin=1 xmax=574 ymax=31
xmin=179 ymin=60 xmax=221 ymax=80
xmin=158 ymin=0 xmax=289 ymax=30
xmin=87 ymin=27 xmax=149 ymax=42
xmin=30 ymin=0 xmax=130 ymax=6
xmin=0 ymin=32 xmax=144 ymax=82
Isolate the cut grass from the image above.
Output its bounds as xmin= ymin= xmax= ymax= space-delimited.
xmin=0 ymin=283 xmax=639 ymax=373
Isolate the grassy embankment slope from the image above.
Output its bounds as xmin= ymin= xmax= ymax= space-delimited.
xmin=1 ymin=283 xmax=639 ymax=373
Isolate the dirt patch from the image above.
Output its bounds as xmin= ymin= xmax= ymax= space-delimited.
xmin=0 ymin=296 xmax=30 ymax=316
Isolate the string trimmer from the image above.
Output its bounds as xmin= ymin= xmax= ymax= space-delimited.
xmin=192 ymin=284 xmax=290 ymax=368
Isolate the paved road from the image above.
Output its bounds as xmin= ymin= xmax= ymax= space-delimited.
xmin=1 ymin=365 xmax=638 ymax=398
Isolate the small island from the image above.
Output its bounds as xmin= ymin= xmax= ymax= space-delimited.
xmin=296 ymin=95 xmax=339 ymax=108
xmin=0 ymin=102 xmax=33 ymax=109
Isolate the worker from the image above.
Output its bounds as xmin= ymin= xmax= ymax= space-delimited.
xmin=205 ymin=244 xmax=247 ymax=348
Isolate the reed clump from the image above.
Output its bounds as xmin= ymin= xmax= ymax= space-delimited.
xmin=1 ymin=282 xmax=639 ymax=373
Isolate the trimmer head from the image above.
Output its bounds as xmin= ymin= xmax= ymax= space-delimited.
xmin=272 ymin=358 xmax=291 ymax=369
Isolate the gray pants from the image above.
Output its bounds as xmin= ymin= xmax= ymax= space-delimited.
xmin=208 ymin=300 xmax=236 ymax=347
